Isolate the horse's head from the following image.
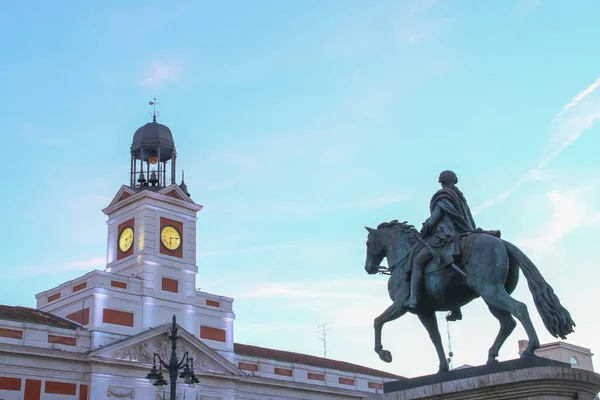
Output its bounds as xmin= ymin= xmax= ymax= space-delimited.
xmin=364 ymin=220 xmax=418 ymax=275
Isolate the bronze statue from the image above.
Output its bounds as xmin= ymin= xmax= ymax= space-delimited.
xmin=404 ymin=171 xmax=498 ymax=321
xmin=364 ymin=171 xmax=575 ymax=373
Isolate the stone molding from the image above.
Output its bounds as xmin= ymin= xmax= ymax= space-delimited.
xmin=107 ymin=386 xmax=135 ymax=398
xmin=372 ymin=360 xmax=600 ymax=400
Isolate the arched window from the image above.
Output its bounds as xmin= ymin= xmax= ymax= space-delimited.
xmin=570 ymin=356 xmax=579 ymax=365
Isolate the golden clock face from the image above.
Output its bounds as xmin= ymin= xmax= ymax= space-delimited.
xmin=118 ymin=227 xmax=134 ymax=253
xmin=161 ymin=225 xmax=181 ymax=251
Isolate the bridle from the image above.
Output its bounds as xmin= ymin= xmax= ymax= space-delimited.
xmin=376 ymin=251 xmax=410 ymax=275
xmin=371 ymin=233 xmax=415 ymax=275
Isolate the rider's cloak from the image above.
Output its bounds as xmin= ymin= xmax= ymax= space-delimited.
xmin=425 ymin=187 xmax=477 ymax=267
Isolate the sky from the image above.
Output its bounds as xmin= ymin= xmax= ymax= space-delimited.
xmin=1 ymin=0 xmax=600 ymax=378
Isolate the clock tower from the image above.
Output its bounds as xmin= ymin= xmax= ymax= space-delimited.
xmin=36 ymin=108 xmax=235 ymax=360
xmin=102 ymin=114 xmax=201 ymax=287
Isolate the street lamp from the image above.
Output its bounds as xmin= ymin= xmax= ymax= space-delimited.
xmin=146 ymin=315 xmax=199 ymax=399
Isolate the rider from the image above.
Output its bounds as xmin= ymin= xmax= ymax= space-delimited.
xmin=404 ymin=170 xmax=498 ymax=321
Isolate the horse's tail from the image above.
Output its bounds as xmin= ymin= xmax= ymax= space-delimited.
xmin=503 ymin=240 xmax=575 ymax=339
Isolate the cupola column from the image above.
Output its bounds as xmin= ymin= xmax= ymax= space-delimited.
xmin=171 ymin=153 xmax=177 ymax=185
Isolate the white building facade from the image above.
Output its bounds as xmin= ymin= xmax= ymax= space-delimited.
xmin=0 ymin=117 xmax=400 ymax=400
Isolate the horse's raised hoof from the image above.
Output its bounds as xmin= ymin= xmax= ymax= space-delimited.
xmin=378 ymin=350 xmax=393 ymax=363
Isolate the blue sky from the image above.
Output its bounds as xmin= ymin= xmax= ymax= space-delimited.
xmin=1 ymin=0 xmax=600 ymax=377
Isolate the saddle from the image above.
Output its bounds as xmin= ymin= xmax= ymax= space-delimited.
xmin=423 ymin=230 xmax=501 ymax=275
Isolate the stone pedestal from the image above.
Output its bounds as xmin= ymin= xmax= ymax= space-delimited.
xmin=370 ymin=357 xmax=600 ymax=400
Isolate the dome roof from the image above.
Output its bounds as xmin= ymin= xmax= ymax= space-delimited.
xmin=131 ymin=121 xmax=176 ymax=162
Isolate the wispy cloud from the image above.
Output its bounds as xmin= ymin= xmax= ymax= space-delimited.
xmin=141 ymin=61 xmax=182 ymax=88
xmin=553 ymin=77 xmax=600 ymax=121
xmin=474 ymin=78 xmax=600 ymax=215
xmin=5 ymin=257 xmax=105 ymax=279
xmin=515 ymin=187 xmax=600 ymax=262
xmin=237 ymin=280 xmax=383 ymax=301
xmin=515 ymin=189 xmax=599 ymax=257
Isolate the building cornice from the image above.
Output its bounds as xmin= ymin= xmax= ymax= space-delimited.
xmin=103 ymin=186 xmax=203 ymax=215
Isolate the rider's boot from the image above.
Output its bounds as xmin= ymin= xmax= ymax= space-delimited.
xmin=404 ymin=267 xmax=423 ymax=309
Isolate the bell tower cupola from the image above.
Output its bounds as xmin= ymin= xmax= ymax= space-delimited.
xmin=130 ymin=98 xmax=177 ymax=188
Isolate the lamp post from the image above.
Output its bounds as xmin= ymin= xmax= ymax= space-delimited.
xmin=146 ymin=315 xmax=199 ymax=400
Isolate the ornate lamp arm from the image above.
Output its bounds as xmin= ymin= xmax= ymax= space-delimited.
xmin=177 ymin=351 xmax=190 ymax=369
xmin=154 ymin=352 xmax=169 ymax=370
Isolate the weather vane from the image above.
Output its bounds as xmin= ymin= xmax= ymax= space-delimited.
xmin=149 ymin=97 xmax=160 ymax=122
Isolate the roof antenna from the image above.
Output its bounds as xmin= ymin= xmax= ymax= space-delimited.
xmin=446 ymin=317 xmax=454 ymax=370
xmin=149 ymin=97 xmax=160 ymax=122
xmin=316 ymin=323 xmax=332 ymax=358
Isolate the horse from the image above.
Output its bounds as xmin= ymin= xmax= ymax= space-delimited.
xmin=363 ymin=220 xmax=575 ymax=373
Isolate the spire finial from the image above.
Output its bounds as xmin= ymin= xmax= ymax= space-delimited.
xmin=149 ymin=98 xmax=160 ymax=122
xmin=179 ymin=169 xmax=190 ymax=197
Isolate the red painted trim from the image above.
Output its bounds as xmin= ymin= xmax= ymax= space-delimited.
xmin=110 ymin=280 xmax=127 ymax=289
xmin=118 ymin=192 xmax=132 ymax=202
xmin=48 ymin=293 xmax=61 ymax=302
xmin=339 ymin=377 xmax=355 ymax=385
xmin=0 ymin=377 xmax=21 ymax=391
xmin=161 ymin=277 xmax=179 ymax=293
xmin=72 ymin=282 xmax=87 ymax=292
xmin=206 ymin=299 xmax=220 ymax=307
xmin=159 ymin=217 xmax=183 ymax=258
xmin=239 ymin=362 xmax=259 ymax=371
xmin=103 ymin=308 xmax=134 ymax=327
xmin=45 ymin=381 xmax=77 ymax=395
xmin=117 ymin=218 xmax=135 ymax=260
xmin=368 ymin=381 xmax=383 ymax=389
xmin=200 ymin=326 xmax=226 ymax=342
xmin=308 ymin=372 xmax=325 ymax=381
xmin=274 ymin=367 xmax=293 ymax=377
xmin=0 ymin=327 xmax=23 ymax=339
xmin=165 ymin=190 xmax=183 ymax=200
xmin=66 ymin=308 xmax=90 ymax=326
xmin=79 ymin=384 xmax=88 ymax=400
xmin=24 ymin=379 xmax=41 ymax=400
xmin=48 ymin=335 xmax=77 ymax=346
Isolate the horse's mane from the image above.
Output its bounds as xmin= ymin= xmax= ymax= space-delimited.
xmin=376 ymin=220 xmax=421 ymax=246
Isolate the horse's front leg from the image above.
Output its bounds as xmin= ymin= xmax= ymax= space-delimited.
xmin=374 ymin=302 xmax=407 ymax=363
xmin=418 ymin=313 xmax=449 ymax=373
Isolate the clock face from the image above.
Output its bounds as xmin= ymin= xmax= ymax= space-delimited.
xmin=161 ymin=225 xmax=181 ymax=251
xmin=118 ymin=227 xmax=134 ymax=253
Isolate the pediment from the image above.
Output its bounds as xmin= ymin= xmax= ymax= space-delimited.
xmin=91 ymin=324 xmax=243 ymax=376
xmin=158 ymin=184 xmax=193 ymax=203
xmin=107 ymin=185 xmax=137 ymax=207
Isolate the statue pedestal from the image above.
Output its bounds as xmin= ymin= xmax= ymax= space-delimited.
xmin=370 ymin=357 xmax=600 ymax=400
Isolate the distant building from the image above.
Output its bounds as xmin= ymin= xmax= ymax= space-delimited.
xmin=451 ymin=339 xmax=594 ymax=373
xmin=0 ymin=113 xmax=401 ymax=400
xmin=518 ymin=339 xmax=595 ymax=371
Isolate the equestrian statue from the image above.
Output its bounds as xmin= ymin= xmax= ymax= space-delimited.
xmin=364 ymin=170 xmax=575 ymax=373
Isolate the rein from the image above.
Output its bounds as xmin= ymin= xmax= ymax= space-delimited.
xmin=377 ymin=250 xmax=412 ymax=275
